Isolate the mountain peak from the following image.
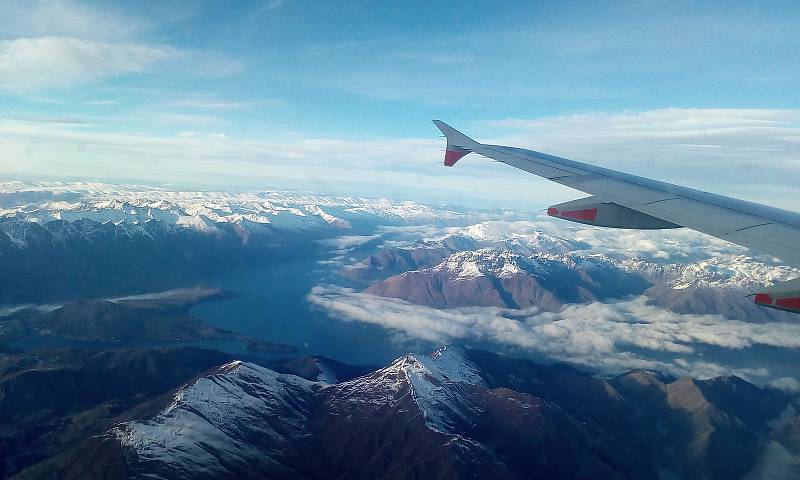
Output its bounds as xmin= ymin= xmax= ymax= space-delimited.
xmin=332 ymin=347 xmax=486 ymax=433
xmin=114 ymin=360 xmax=320 ymax=476
xmin=374 ymin=346 xmax=484 ymax=388
xmin=437 ymin=249 xmax=533 ymax=279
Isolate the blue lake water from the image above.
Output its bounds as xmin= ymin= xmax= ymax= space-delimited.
xmin=188 ymin=256 xmax=429 ymax=366
xmin=6 ymin=248 xmax=436 ymax=366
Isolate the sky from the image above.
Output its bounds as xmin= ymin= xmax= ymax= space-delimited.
xmin=1 ymin=0 xmax=799 ymax=210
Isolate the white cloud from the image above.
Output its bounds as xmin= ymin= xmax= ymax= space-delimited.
xmin=0 ymin=1 xmax=242 ymax=91
xmin=0 ymin=36 xmax=244 ymax=91
xmin=748 ymin=441 xmax=800 ymax=480
xmin=319 ymin=234 xmax=382 ymax=250
xmin=308 ymin=285 xmax=800 ymax=380
xmin=770 ymin=377 xmax=800 ymax=394
xmin=0 ymin=37 xmax=175 ymax=90
xmin=0 ymin=0 xmax=148 ymax=40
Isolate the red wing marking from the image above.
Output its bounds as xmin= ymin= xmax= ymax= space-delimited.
xmin=776 ymin=297 xmax=800 ymax=309
xmin=560 ymin=208 xmax=598 ymax=222
xmin=444 ymin=149 xmax=468 ymax=167
xmin=754 ymin=293 xmax=774 ymax=305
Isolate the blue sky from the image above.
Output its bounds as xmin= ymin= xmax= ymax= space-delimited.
xmin=1 ymin=0 xmax=799 ymax=209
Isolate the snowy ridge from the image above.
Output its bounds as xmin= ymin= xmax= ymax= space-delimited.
xmin=0 ymin=181 xmax=462 ymax=237
xmin=114 ymin=361 xmax=320 ymax=475
xmin=334 ymin=346 xmax=485 ymax=433
xmin=428 ymin=248 xmax=615 ymax=282
xmin=407 ymin=221 xmax=580 ymax=256
xmin=409 ymin=245 xmax=798 ymax=294
xmin=303 ymin=204 xmax=351 ymax=228
xmin=426 ymin=345 xmax=485 ymax=384
xmin=394 ymin=346 xmax=486 ymax=433
xmin=464 ymin=249 xmax=799 ymax=291
xmin=0 ymin=216 xmax=185 ymax=248
xmin=457 ymin=222 xmax=574 ymax=251
xmin=437 ymin=249 xmax=550 ymax=279
xmin=620 ymin=254 xmax=800 ymax=290
xmin=175 ymin=214 xmax=219 ymax=233
xmin=113 ymin=346 xmax=490 ymax=472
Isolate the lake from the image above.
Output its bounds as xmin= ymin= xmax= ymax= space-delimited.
xmin=189 ymin=254 xmax=432 ymax=366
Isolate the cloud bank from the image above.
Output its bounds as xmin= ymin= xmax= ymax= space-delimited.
xmin=308 ymin=285 xmax=800 ymax=381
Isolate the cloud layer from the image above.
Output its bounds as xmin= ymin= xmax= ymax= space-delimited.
xmin=308 ymin=285 xmax=800 ymax=381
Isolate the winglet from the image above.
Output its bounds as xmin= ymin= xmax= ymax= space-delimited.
xmin=433 ymin=120 xmax=478 ymax=167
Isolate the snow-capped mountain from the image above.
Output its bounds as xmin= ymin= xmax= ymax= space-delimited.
xmin=0 ymin=181 xmax=462 ymax=235
xmin=0 ymin=181 xmax=468 ymax=304
xmin=620 ymin=254 xmax=800 ymax=291
xmin=364 ymin=249 xmax=650 ymax=310
xmin=615 ymin=254 xmax=800 ymax=321
xmin=27 ymin=346 xmax=797 ymax=480
xmin=450 ymin=221 xmax=584 ymax=254
xmin=346 ymin=224 xmax=585 ymax=282
xmin=330 ymin=346 xmax=487 ymax=434
xmin=115 ymin=361 xmax=323 ymax=479
xmin=379 ymin=219 xmax=743 ymax=263
xmin=353 ymin=226 xmax=799 ymax=320
xmin=346 ymin=219 xmax=782 ymax=287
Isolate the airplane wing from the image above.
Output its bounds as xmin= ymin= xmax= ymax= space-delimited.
xmin=433 ymin=120 xmax=800 ymax=314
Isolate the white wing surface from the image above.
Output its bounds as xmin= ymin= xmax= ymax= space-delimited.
xmin=434 ymin=120 xmax=800 ymax=313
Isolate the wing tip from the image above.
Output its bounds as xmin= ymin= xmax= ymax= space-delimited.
xmin=433 ymin=120 xmax=477 ymax=167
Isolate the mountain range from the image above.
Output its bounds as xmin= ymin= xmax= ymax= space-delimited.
xmin=355 ymin=244 xmax=800 ymax=321
xmin=0 ymin=346 xmax=372 ymax=479
xmin=364 ymin=249 xmax=650 ymax=310
xmin=0 ymin=182 xmax=462 ymax=233
xmin=11 ymin=346 xmax=797 ymax=480
xmin=0 ymin=183 xmax=467 ymax=304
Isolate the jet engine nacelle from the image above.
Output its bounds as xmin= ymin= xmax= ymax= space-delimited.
xmin=547 ymin=196 xmax=681 ymax=229
xmin=754 ymin=278 xmax=800 ymax=314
